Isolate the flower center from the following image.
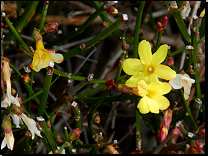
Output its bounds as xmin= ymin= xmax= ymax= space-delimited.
xmin=146 ymin=91 xmax=149 ymax=96
xmin=147 ymin=66 xmax=154 ymax=74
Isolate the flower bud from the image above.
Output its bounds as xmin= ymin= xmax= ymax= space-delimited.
xmin=130 ymin=150 xmax=142 ymax=154
xmin=11 ymin=88 xmax=16 ymax=95
xmin=69 ymin=128 xmax=82 ymax=141
xmin=12 ymin=105 xmax=25 ymax=115
xmin=105 ymin=6 xmax=118 ymax=15
xmin=32 ymin=28 xmax=42 ymax=42
xmin=115 ymin=83 xmax=133 ymax=94
xmin=103 ymin=22 xmax=109 ymax=27
xmin=195 ymin=140 xmax=204 ymax=149
xmin=42 ymin=22 xmax=58 ymax=34
xmin=162 ymin=16 xmax=168 ymax=28
xmin=21 ymin=74 xmax=31 ymax=84
xmin=159 ymin=108 xmax=172 ymax=142
xmin=92 ymin=112 xmax=100 ymax=124
xmin=47 ymin=120 xmax=51 ymax=129
xmin=197 ymin=129 xmax=205 ymax=138
xmin=172 ymin=128 xmax=181 ymax=135
xmin=188 ymin=145 xmax=202 ymax=154
xmin=2 ymin=115 xmax=12 ymax=134
xmin=166 ymin=57 xmax=174 ymax=66
xmin=156 ymin=21 xmax=163 ymax=31
xmin=105 ymin=78 xmax=115 ymax=89
xmin=25 ymin=131 xmax=32 ymax=138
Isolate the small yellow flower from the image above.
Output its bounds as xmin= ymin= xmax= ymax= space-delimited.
xmin=135 ymin=80 xmax=172 ymax=114
xmin=30 ymin=28 xmax=63 ymax=72
xmin=122 ymin=40 xmax=176 ymax=87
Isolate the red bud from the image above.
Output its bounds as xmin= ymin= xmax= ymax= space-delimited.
xmin=69 ymin=128 xmax=82 ymax=141
xmin=188 ymin=145 xmax=202 ymax=154
xmin=166 ymin=57 xmax=174 ymax=66
xmin=105 ymin=78 xmax=115 ymax=89
xmin=172 ymin=128 xmax=181 ymax=135
xmin=195 ymin=140 xmax=204 ymax=149
xmin=156 ymin=22 xmax=163 ymax=31
xmin=42 ymin=22 xmax=58 ymax=34
xmin=21 ymin=74 xmax=31 ymax=84
xmin=197 ymin=129 xmax=205 ymax=138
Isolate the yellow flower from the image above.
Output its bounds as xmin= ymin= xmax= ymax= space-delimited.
xmin=135 ymin=80 xmax=172 ymax=114
xmin=30 ymin=29 xmax=63 ymax=72
xmin=122 ymin=40 xmax=176 ymax=87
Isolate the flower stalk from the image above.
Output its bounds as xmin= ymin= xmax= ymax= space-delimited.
xmin=36 ymin=62 xmax=54 ymax=117
xmin=133 ymin=1 xmax=145 ymax=58
xmin=191 ymin=15 xmax=201 ymax=100
xmin=178 ymin=89 xmax=198 ymax=132
xmin=37 ymin=117 xmax=57 ymax=154
xmin=39 ymin=1 xmax=49 ymax=34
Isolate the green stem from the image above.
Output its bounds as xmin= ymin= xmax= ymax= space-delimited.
xmin=199 ymin=15 xmax=205 ymax=39
xmin=114 ymin=39 xmax=127 ymax=83
xmin=38 ymin=118 xmax=57 ymax=153
xmin=135 ymin=98 xmax=142 ymax=150
xmin=133 ymin=1 xmax=145 ymax=58
xmin=141 ymin=114 xmax=154 ymax=132
xmin=177 ymin=1 xmax=185 ymax=10
xmin=26 ymin=69 xmax=34 ymax=113
xmin=3 ymin=14 xmax=32 ymax=57
xmin=16 ymin=1 xmax=22 ymax=17
xmin=45 ymin=3 xmax=105 ymax=49
xmin=58 ymin=142 xmax=73 ymax=154
xmin=191 ymin=17 xmax=201 ymax=100
xmin=36 ymin=68 xmax=54 ymax=117
xmin=162 ymin=1 xmax=170 ymax=10
xmin=155 ymin=30 xmax=163 ymax=51
xmin=41 ymin=137 xmax=52 ymax=153
xmin=179 ymin=89 xmax=198 ymax=132
xmin=72 ymin=105 xmax=81 ymax=145
xmin=63 ymin=15 xmax=127 ymax=60
xmin=3 ymin=1 xmax=39 ymax=50
xmin=170 ymin=8 xmax=191 ymax=44
xmin=91 ymin=1 xmax=134 ymax=45
xmin=39 ymin=1 xmax=49 ymax=34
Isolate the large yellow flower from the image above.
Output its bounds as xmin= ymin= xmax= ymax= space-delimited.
xmin=122 ymin=40 xmax=176 ymax=87
xmin=135 ymin=80 xmax=172 ymax=114
xmin=30 ymin=29 xmax=63 ymax=72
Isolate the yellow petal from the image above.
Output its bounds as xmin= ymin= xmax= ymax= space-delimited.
xmin=147 ymin=74 xmax=159 ymax=84
xmin=147 ymin=97 xmax=159 ymax=114
xmin=137 ymin=80 xmax=148 ymax=97
xmin=36 ymin=39 xmax=45 ymax=50
xmin=137 ymin=96 xmax=150 ymax=114
xmin=138 ymin=40 xmax=152 ymax=64
xmin=125 ymin=74 xmax=148 ymax=87
xmin=152 ymin=44 xmax=168 ymax=65
xmin=30 ymin=49 xmax=43 ymax=72
xmin=154 ymin=64 xmax=176 ymax=80
xmin=39 ymin=53 xmax=52 ymax=69
xmin=122 ymin=58 xmax=143 ymax=75
xmin=154 ymin=96 xmax=170 ymax=110
xmin=148 ymin=82 xmax=172 ymax=97
xmin=50 ymin=53 xmax=64 ymax=63
xmin=199 ymin=8 xmax=205 ymax=18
